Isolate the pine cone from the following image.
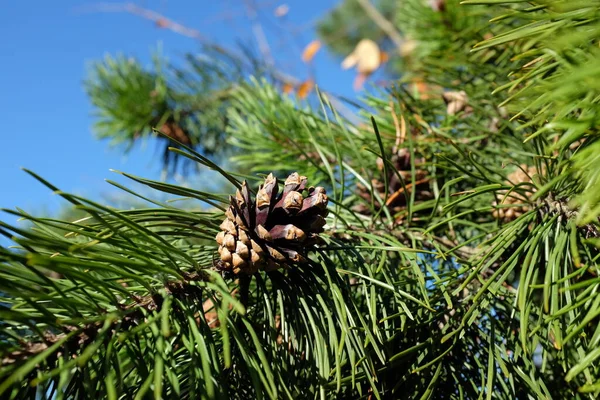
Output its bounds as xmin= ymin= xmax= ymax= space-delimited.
xmin=492 ymin=165 xmax=537 ymax=222
xmin=216 ymin=173 xmax=328 ymax=274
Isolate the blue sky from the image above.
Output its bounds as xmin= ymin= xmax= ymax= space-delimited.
xmin=0 ymin=1 xmax=362 ymax=220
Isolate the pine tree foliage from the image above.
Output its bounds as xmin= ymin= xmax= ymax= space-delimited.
xmin=469 ymin=0 xmax=600 ymax=225
xmin=85 ymin=47 xmax=262 ymax=175
xmin=1 ymin=1 xmax=600 ymax=399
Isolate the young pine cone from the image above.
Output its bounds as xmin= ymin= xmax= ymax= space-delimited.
xmin=216 ymin=173 xmax=328 ymax=274
xmin=492 ymin=165 xmax=537 ymax=222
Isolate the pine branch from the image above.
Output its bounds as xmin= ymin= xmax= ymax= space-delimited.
xmin=1 ymin=271 xmax=209 ymax=366
xmin=79 ymin=2 xmax=212 ymax=42
xmin=3 ymin=1 xmax=600 ymax=397
xmin=83 ymin=1 xmax=359 ymax=121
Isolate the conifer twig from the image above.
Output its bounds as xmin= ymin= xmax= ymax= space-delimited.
xmin=80 ymin=1 xmax=360 ymax=123
xmin=1 ymin=271 xmax=209 ymax=366
xmin=79 ymin=2 xmax=211 ymax=42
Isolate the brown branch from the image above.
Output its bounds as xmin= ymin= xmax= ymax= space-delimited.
xmin=80 ymin=2 xmax=360 ymax=124
xmin=77 ymin=2 xmax=211 ymax=42
xmin=385 ymin=178 xmax=430 ymax=207
xmin=79 ymin=2 xmax=288 ymax=80
xmin=238 ymin=275 xmax=252 ymax=310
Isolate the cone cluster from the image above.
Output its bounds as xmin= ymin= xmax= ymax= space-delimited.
xmin=355 ymin=148 xmax=432 ymax=215
xmin=216 ymin=173 xmax=328 ymax=274
xmin=492 ymin=165 xmax=537 ymax=222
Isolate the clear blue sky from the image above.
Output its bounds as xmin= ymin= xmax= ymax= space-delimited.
xmin=0 ymin=1 xmax=359 ymax=220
